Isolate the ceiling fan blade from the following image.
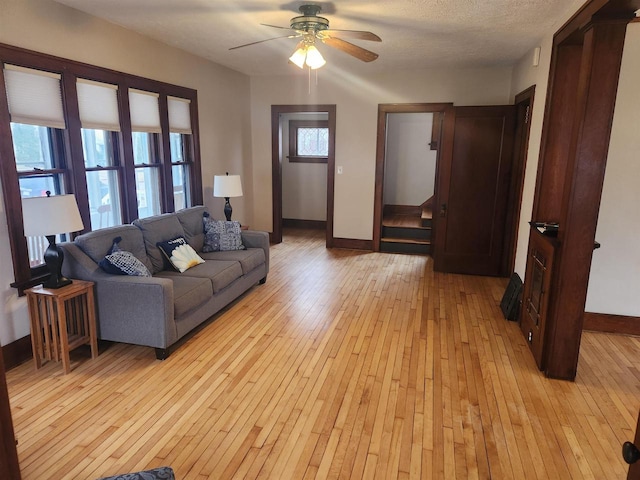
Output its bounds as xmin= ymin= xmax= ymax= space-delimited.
xmin=322 ymin=29 xmax=381 ymax=42
xmin=229 ymin=34 xmax=298 ymax=50
xmin=260 ymin=23 xmax=295 ymax=31
xmin=322 ymin=37 xmax=379 ymax=62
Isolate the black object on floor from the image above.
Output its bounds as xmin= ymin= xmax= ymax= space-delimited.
xmin=501 ymin=273 xmax=523 ymax=322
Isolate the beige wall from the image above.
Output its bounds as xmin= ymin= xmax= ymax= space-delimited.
xmin=384 ymin=112 xmax=438 ymax=206
xmin=585 ymin=24 xmax=640 ymax=316
xmin=510 ymin=12 xmax=640 ymax=315
xmin=250 ymin=66 xmax=513 ymax=239
xmin=0 ymin=0 xmax=253 ymax=344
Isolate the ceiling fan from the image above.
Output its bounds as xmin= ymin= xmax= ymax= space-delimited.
xmin=229 ymin=4 xmax=381 ymax=69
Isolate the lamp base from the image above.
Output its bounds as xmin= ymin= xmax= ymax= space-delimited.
xmin=224 ymin=197 xmax=232 ymax=222
xmin=42 ymin=235 xmax=72 ymax=289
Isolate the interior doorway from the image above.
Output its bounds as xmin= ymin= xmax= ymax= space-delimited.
xmin=271 ymin=105 xmax=336 ymax=246
xmin=373 ymin=103 xmax=453 ymax=253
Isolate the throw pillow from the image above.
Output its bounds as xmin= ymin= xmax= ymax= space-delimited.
xmin=157 ymin=236 xmax=205 ymax=273
xmin=99 ymin=236 xmax=152 ymax=277
xmin=202 ymin=213 xmax=245 ymax=252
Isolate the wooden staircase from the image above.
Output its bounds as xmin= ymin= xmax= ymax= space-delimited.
xmin=381 ymin=203 xmax=432 ymax=255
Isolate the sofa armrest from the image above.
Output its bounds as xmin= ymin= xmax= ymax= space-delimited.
xmin=95 ymin=275 xmax=177 ymax=349
xmin=241 ymin=230 xmax=270 ymax=274
xmin=60 ymin=242 xmax=177 ymax=349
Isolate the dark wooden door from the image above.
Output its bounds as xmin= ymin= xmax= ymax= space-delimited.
xmin=433 ymin=105 xmax=516 ymax=276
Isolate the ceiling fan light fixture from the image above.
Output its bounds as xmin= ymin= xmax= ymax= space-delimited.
xmin=289 ymin=46 xmax=307 ymax=68
xmin=305 ymin=45 xmax=326 ymax=69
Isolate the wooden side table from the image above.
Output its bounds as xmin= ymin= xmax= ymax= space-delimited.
xmin=26 ymin=280 xmax=98 ymax=374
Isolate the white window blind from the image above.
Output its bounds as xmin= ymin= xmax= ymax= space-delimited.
xmin=168 ymin=96 xmax=192 ymax=134
xmin=77 ymin=79 xmax=120 ymax=131
xmin=129 ymin=88 xmax=161 ymax=133
xmin=3 ymin=64 xmax=66 ymax=129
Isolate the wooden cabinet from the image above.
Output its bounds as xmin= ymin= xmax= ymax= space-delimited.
xmin=520 ymin=228 xmax=557 ymax=369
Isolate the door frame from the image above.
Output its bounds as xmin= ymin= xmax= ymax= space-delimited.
xmin=502 ymin=86 xmax=536 ymax=275
xmin=271 ymin=104 xmax=336 ymax=246
xmin=373 ymin=103 xmax=453 ymax=252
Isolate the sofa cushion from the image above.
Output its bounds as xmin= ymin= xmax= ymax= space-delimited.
xmin=158 ymin=260 xmax=242 ymax=293
xmin=75 ymin=225 xmax=152 ymax=273
xmin=200 ymin=248 xmax=265 ymax=275
xmin=133 ymin=214 xmax=186 ymax=273
xmin=154 ymin=272 xmax=212 ymax=318
xmin=202 ymin=216 xmax=245 ymax=252
xmin=176 ymin=206 xmax=206 ymax=252
xmin=157 ymin=237 xmax=205 ymax=273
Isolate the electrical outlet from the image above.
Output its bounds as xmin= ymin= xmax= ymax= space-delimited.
xmin=337 ymin=166 xmax=343 ymax=174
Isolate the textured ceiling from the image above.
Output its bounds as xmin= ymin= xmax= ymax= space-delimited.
xmin=51 ymin=0 xmax=586 ymax=76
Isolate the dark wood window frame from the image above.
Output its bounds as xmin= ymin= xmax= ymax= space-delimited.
xmin=288 ymin=120 xmax=329 ymax=164
xmin=0 ymin=42 xmax=203 ymax=293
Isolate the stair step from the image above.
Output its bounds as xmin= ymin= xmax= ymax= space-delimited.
xmin=382 ymin=225 xmax=431 ymax=240
xmin=421 ymin=205 xmax=433 ymax=228
xmin=381 ymin=238 xmax=431 ymax=255
xmin=382 ymin=237 xmax=431 ymax=245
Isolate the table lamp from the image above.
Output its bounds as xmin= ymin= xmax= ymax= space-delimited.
xmin=213 ymin=172 xmax=243 ymax=221
xmin=22 ymin=192 xmax=84 ymax=289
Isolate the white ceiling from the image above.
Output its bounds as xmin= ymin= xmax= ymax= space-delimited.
xmin=51 ymin=0 xmax=585 ymax=76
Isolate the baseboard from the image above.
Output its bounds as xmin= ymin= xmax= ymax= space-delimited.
xmin=283 ymin=218 xmax=327 ymax=230
xmin=331 ymin=238 xmax=373 ymax=251
xmin=2 ymin=335 xmax=32 ymax=370
xmin=583 ymin=312 xmax=640 ymax=336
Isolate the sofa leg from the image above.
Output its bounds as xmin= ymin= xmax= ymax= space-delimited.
xmin=155 ymin=348 xmax=170 ymax=360
xmin=259 ymin=276 xmax=267 ymax=285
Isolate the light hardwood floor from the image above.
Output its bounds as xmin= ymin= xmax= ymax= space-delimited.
xmin=6 ymin=228 xmax=640 ymax=479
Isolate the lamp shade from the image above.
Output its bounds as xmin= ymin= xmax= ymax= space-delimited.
xmin=305 ymin=46 xmax=326 ymax=69
xmin=213 ymin=175 xmax=243 ymax=198
xmin=289 ymin=45 xmax=307 ymax=69
xmin=22 ymin=194 xmax=84 ymax=237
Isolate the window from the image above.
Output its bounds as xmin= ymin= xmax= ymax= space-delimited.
xmin=131 ymin=131 xmax=162 ymax=218
xmin=82 ymin=129 xmax=122 ymax=229
xmin=170 ymin=133 xmax=191 ymax=211
xmin=0 ymin=46 xmax=202 ymax=292
xmin=13 ymin=123 xmax=67 ymax=267
xmin=129 ymin=89 xmax=163 ymax=219
xmin=77 ymin=78 xmax=123 ymax=230
xmin=168 ymin=96 xmax=193 ymax=211
xmin=288 ymin=120 xmax=329 ymax=163
xmin=4 ymin=65 xmax=69 ymax=269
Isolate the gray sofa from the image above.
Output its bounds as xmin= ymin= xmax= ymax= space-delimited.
xmin=60 ymin=206 xmax=269 ymax=359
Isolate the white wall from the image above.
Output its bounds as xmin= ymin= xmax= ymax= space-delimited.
xmin=250 ymin=67 xmax=513 ymax=240
xmin=585 ymin=24 xmax=640 ymax=316
xmin=281 ymin=113 xmax=328 ymax=221
xmin=0 ymin=0 xmax=253 ymax=345
xmin=510 ymin=12 xmax=640 ymax=316
xmin=383 ymin=113 xmax=437 ymax=206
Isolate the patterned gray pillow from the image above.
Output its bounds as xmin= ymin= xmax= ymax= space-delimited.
xmin=99 ymin=236 xmax=152 ymax=277
xmin=202 ymin=216 xmax=245 ymax=252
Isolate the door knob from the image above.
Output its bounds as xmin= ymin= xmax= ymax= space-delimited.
xmin=623 ymin=441 xmax=640 ymax=464
xmin=440 ymin=203 xmax=447 ymax=217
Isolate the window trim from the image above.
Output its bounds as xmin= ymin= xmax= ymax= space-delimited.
xmin=0 ymin=42 xmax=203 ymax=293
xmin=288 ymin=120 xmax=329 ymax=164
